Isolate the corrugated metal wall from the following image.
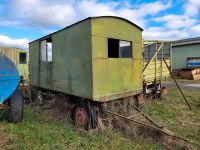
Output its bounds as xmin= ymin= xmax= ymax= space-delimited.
xmin=172 ymin=44 xmax=200 ymax=69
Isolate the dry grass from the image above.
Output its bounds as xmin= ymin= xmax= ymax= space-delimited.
xmin=0 ymin=87 xmax=199 ymax=149
xmin=143 ymin=88 xmax=200 ymax=148
xmin=0 ymin=124 xmax=17 ymax=150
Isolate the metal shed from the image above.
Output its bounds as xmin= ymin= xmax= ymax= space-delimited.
xmin=172 ymin=37 xmax=200 ymax=70
xmin=29 ymin=16 xmax=143 ymax=102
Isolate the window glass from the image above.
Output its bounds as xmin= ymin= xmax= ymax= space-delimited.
xmin=119 ymin=41 xmax=132 ymax=58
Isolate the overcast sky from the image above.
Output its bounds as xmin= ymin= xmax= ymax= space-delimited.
xmin=0 ymin=0 xmax=200 ymax=49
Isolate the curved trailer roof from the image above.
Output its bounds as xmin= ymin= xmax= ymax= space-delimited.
xmin=29 ymin=16 xmax=143 ymax=44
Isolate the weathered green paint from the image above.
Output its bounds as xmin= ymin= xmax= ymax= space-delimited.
xmin=29 ymin=17 xmax=143 ymax=102
xmin=29 ymin=42 xmax=40 ymax=86
xmin=172 ymin=44 xmax=200 ymax=69
xmin=30 ymin=19 xmax=92 ymax=98
xmin=91 ymin=17 xmax=143 ymax=101
xmin=0 ymin=46 xmax=29 ymax=82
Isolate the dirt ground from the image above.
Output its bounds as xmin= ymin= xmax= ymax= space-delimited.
xmin=162 ymin=79 xmax=200 ymax=90
xmin=0 ymin=124 xmax=16 ymax=150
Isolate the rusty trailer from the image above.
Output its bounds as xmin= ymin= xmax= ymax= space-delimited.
xmin=29 ymin=16 xmax=171 ymax=129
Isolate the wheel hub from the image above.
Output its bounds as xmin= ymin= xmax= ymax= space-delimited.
xmin=75 ymin=107 xmax=88 ymax=129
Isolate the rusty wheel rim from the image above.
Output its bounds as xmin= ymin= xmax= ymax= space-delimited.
xmin=75 ymin=107 xmax=88 ymax=129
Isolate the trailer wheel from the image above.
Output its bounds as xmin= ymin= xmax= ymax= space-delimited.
xmin=72 ymin=101 xmax=97 ymax=130
xmin=7 ymin=89 xmax=24 ymax=123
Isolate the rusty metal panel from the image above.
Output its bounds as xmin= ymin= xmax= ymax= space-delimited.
xmin=91 ymin=17 xmax=143 ymax=101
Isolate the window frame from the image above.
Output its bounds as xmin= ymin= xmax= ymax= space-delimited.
xmin=19 ymin=52 xmax=27 ymax=64
xmin=40 ymin=37 xmax=53 ymax=62
xmin=107 ymin=38 xmax=132 ymax=58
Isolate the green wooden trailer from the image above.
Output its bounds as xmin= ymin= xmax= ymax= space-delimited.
xmin=29 ymin=16 xmax=171 ymax=129
xmin=29 ymin=16 xmax=143 ymax=102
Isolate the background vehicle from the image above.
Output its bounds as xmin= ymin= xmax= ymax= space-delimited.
xmin=0 ymin=52 xmax=24 ymax=122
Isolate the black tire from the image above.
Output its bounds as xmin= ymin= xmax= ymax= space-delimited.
xmin=72 ymin=101 xmax=97 ymax=130
xmin=8 ymin=89 xmax=24 ymax=123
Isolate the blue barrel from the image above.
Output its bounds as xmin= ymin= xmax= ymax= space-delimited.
xmin=0 ymin=53 xmax=20 ymax=104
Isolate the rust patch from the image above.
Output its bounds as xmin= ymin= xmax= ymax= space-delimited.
xmin=137 ymin=93 xmax=145 ymax=105
xmin=161 ymin=87 xmax=168 ymax=96
xmin=75 ymin=107 xmax=89 ymax=129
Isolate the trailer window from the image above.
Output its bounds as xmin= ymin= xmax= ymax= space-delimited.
xmin=40 ymin=37 xmax=52 ymax=62
xmin=108 ymin=38 xmax=132 ymax=58
xmin=19 ymin=52 xmax=27 ymax=64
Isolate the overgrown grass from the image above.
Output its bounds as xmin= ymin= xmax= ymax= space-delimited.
xmin=0 ymin=106 xmax=162 ymax=150
xmin=0 ymin=87 xmax=199 ymax=149
xmin=143 ymin=88 xmax=200 ymax=145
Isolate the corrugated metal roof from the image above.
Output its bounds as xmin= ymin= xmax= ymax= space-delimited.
xmin=173 ymin=37 xmax=200 ymax=47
